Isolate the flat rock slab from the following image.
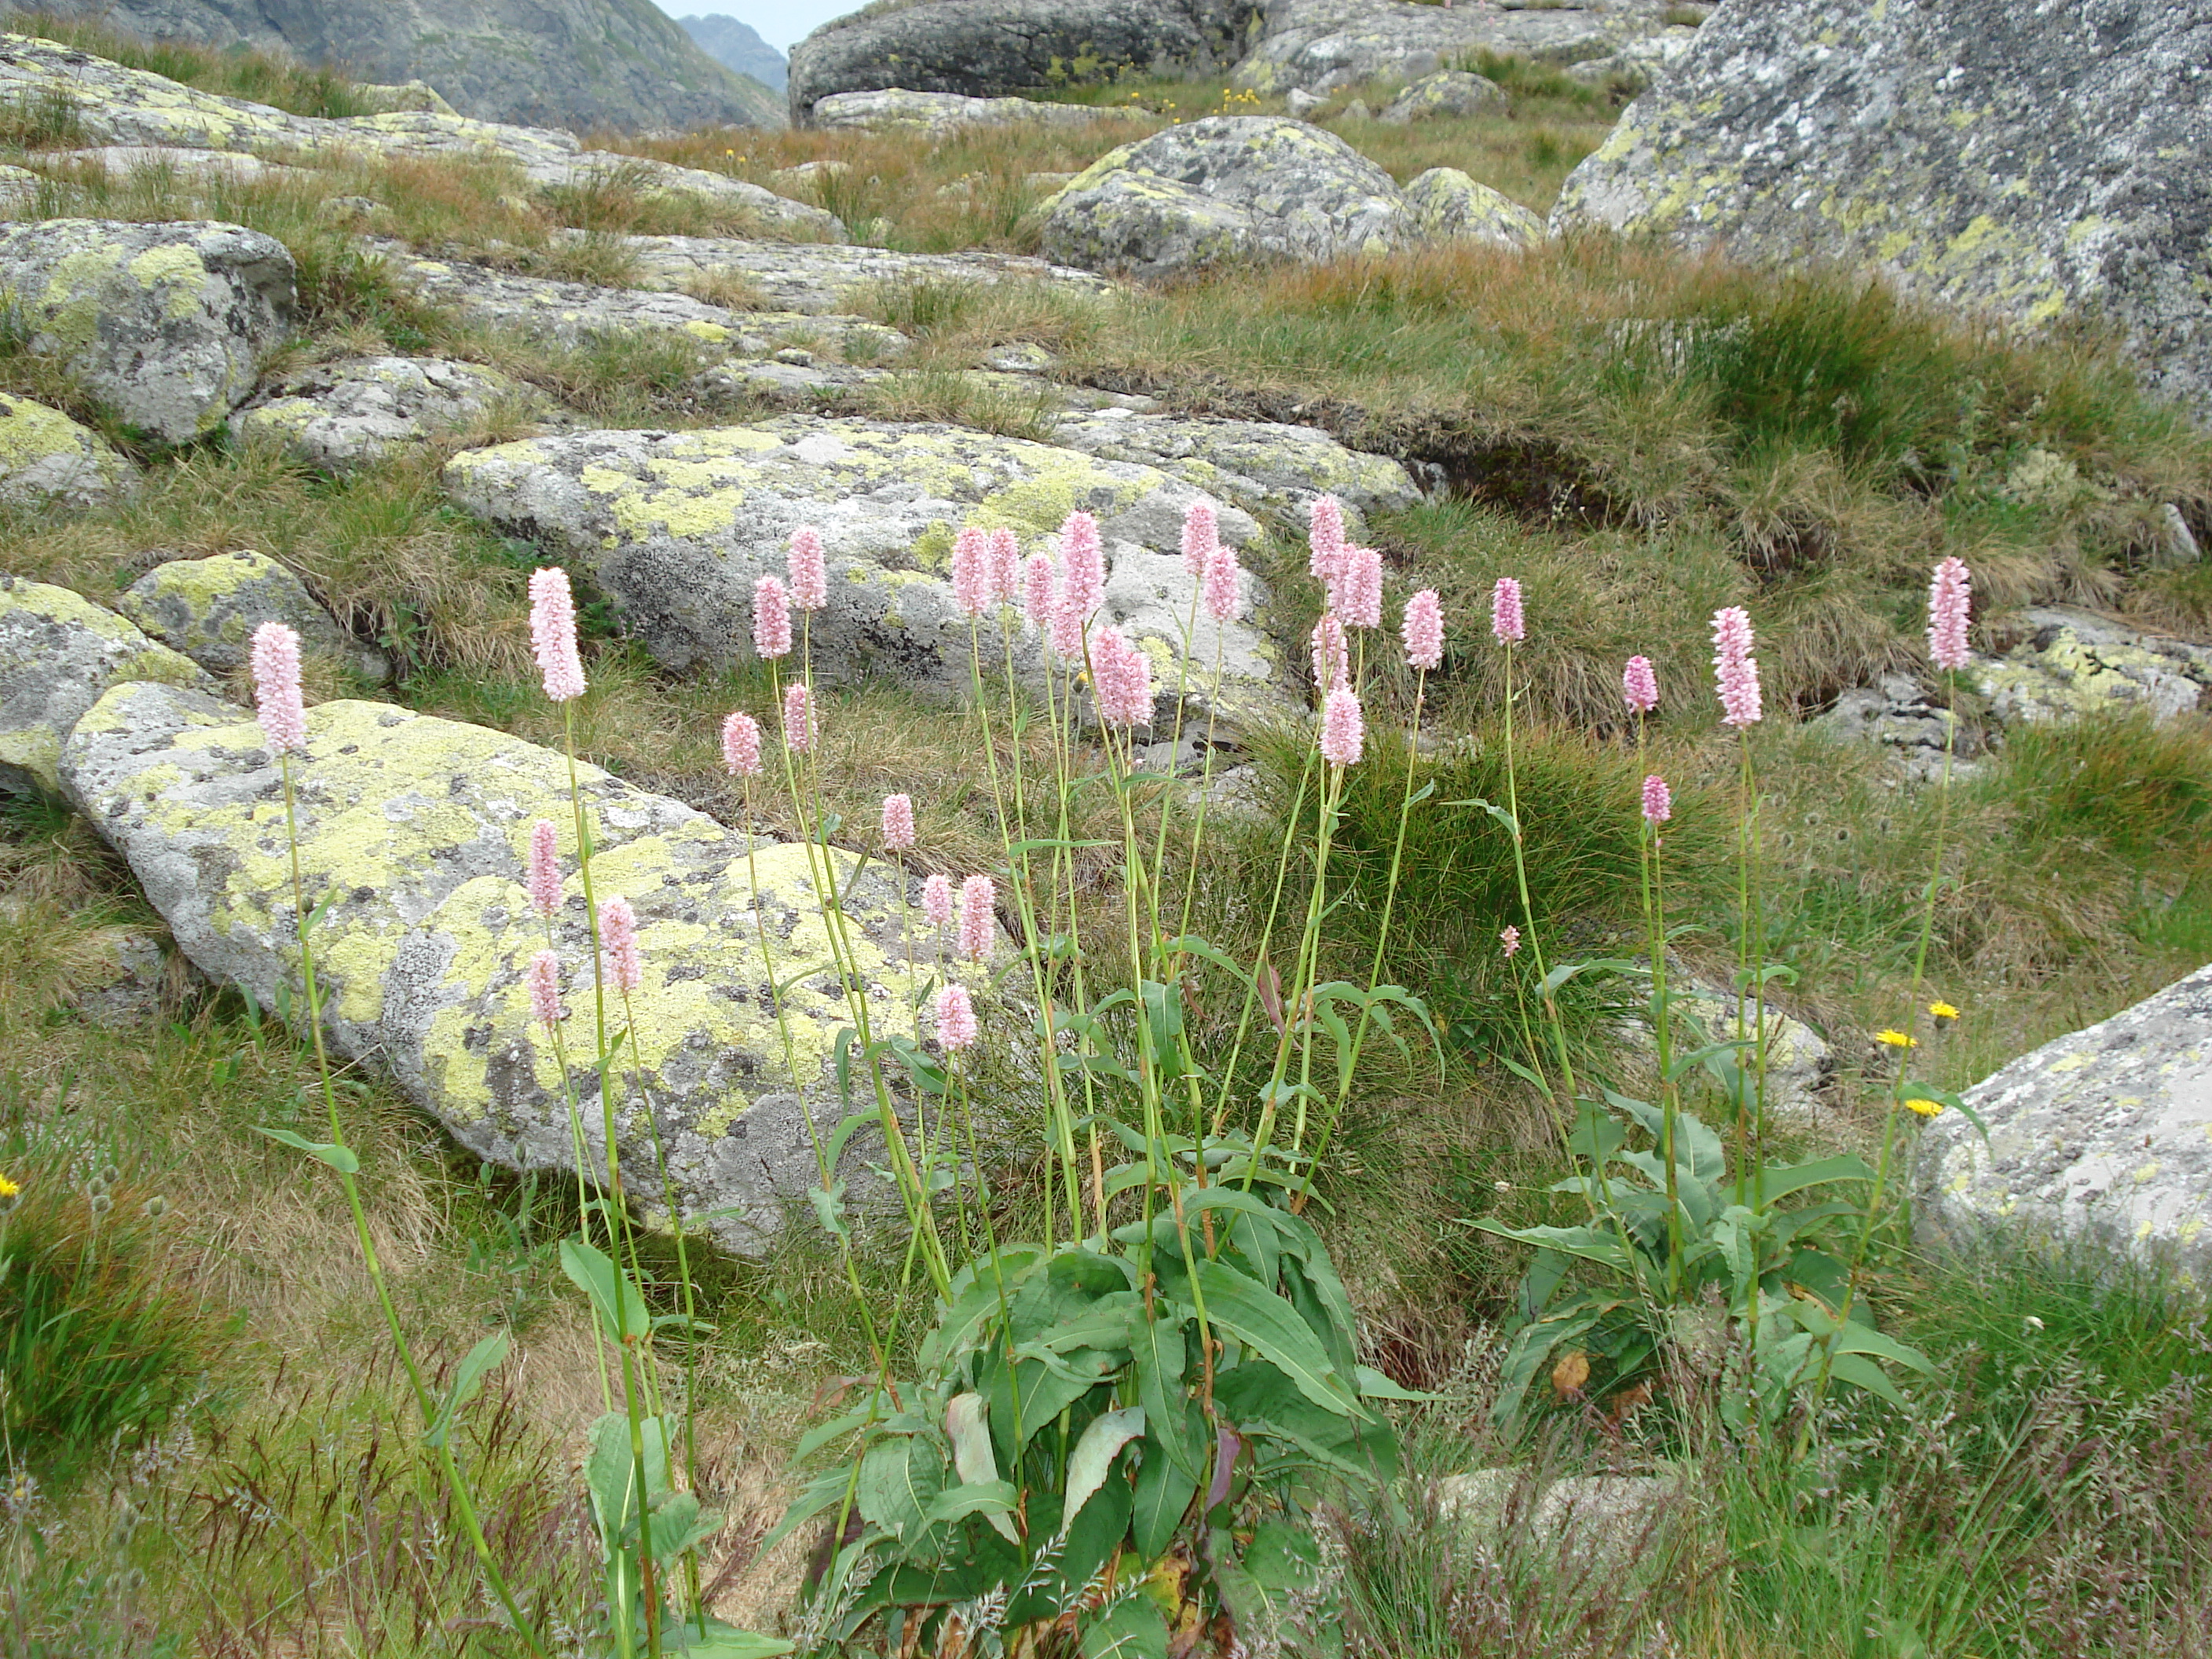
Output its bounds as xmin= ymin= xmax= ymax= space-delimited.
xmin=1917 ymin=962 xmax=2212 ymax=1284
xmin=0 ymin=576 xmax=207 ymax=797
xmin=596 ymin=233 xmax=1115 ymax=317
xmin=230 ymin=354 xmax=548 ymax=472
xmin=442 ymin=416 xmax=1290 ymax=723
xmin=0 ymin=218 xmax=293 ymax=443
xmin=0 ymin=392 xmax=139 ymax=510
xmin=811 ymin=89 xmax=1148 ymax=137
xmin=60 ymin=679 xmax=988 ymax=1252
xmin=1551 ymin=0 xmax=2212 ymax=415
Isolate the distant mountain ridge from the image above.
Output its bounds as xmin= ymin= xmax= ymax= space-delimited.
xmin=680 ymin=13 xmax=786 ymax=92
xmin=26 ymin=0 xmax=785 ymax=132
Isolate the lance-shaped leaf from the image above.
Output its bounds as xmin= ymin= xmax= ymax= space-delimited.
xmin=1062 ymin=1406 xmax=1146 ymax=1533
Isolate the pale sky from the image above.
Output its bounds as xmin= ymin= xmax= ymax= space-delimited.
xmin=650 ymin=1 xmax=859 ymax=57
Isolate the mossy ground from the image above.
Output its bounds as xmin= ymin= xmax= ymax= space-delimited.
xmin=1 ymin=44 xmax=2209 ymax=1658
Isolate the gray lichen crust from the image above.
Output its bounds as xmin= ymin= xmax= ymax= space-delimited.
xmin=1551 ymin=0 xmax=2212 ymax=414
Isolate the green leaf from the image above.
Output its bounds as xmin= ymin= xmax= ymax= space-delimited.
xmin=1757 ymin=1154 xmax=1875 ymax=1203
xmin=808 ymin=1181 xmax=849 ymax=1241
xmin=1082 ymin=1595 xmax=1170 ymax=1659
xmin=1353 ymin=1365 xmax=1435 ymax=1401
xmin=1131 ymin=1416 xmax=1202 ymax=1558
xmin=1191 ymin=1258 xmax=1362 ymax=1419
xmin=663 ymin=1623 xmax=796 ymax=1659
xmin=1132 ymin=1306 xmax=1196 ymax=1477
xmin=253 ymin=1126 xmax=359 ymax=1175
xmin=560 ymin=1237 xmax=651 ymax=1346
xmin=1470 ymin=1219 xmax=1634 ymax=1274
xmin=1829 ymin=1320 xmax=1935 ymax=1374
xmin=857 ymin=1434 xmax=943 ymax=1540
xmin=920 ymin=1479 xmax=1020 ymax=1528
xmin=1897 ymin=1080 xmax=1988 ymax=1136
xmin=946 ymin=1391 xmax=1021 ymax=1544
xmin=423 ymin=1330 xmax=509 ymax=1449
xmin=1063 ymin=1406 xmax=1145 ymax=1532
xmin=1827 ymin=1350 xmax=1910 ymax=1406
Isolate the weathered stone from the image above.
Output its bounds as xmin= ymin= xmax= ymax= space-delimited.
xmin=577 ymin=233 xmax=1109 ymax=320
xmin=1564 ymin=27 xmax=1699 ymax=90
xmin=1376 ymin=70 xmax=1505 ymax=123
xmin=789 ymin=0 xmax=1257 ymax=125
xmin=1813 ymin=673 xmax=1983 ymax=784
xmin=1048 ymin=408 xmax=1420 ymax=533
xmin=1617 ymin=980 xmax=1832 ymax=1124
xmin=1917 ymin=962 xmax=2212 ymax=1284
xmin=1974 ymin=607 xmax=2212 ymax=727
xmin=811 ymin=89 xmax=1144 ymax=137
xmin=1042 ymin=115 xmax=1406 ymax=279
xmin=1401 ymin=167 xmax=1544 ymax=247
xmin=59 ymin=679 xmax=997 ymax=1252
xmin=73 ymin=925 xmax=174 ymax=1026
xmin=1434 ymin=1470 xmax=1682 ymax=1571
xmin=24 ymin=2 xmax=783 ymax=134
xmin=0 ymin=393 xmax=139 ymax=509
xmin=352 ymin=79 xmax=459 ymax=117
xmin=1284 ymin=87 xmax=1327 ymax=119
xmin=0 ymin=218 xmax=293 ymax=443
xmin=442 ymin=416 xmax=1289 ymax=722
xmin=229 ymin=355 xmax=547 ymax=472
xmin=1551 ymin=0 xmax=2212 ymax=415
xmin=45 ymin=145 xmax=304 ymax=184
xmin=0 ymin=576 xmax=207 ymax=796
xmin=1233 ymin=0 xmax=1651 ymax=96
xmin=115 ymin=550 xmax=388 ymax=683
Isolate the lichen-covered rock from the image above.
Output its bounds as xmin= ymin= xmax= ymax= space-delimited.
xmin=1617 ymin=980 xmax=1832 ymax=1124
xmin=1813 ymin=673 xmax=1982 ymax=784
xmin=1233 ymin=0 xmax=1641 ymax=96
xmin=229 ymin=356 xmax=546 ymax=472
xmin=1974 ymin=607 xmax=2211 ymax=727
xmin=1917 ymin=962 xmax=2212 ymax=1284
xmin=0 ymin=393 xmax=139 ymax=509
xmin=443 ymin=416 xmax=1289 ymax=722
xmin=59 ymin=679 xmax=994 ymax=1251
xmin=1048 ymin=408 xmax=1420 ymax=533
xmin=0 ymin=218 xmax=292 ymax=444
xmin=115 ymin=551 xmax=388 ymax=683
xmin=1401 ymin=167 xmax=1544 ymax=247
xmin=811 ymin=89 xmax=1145 ymax=137
xmin=0 ymin=576 xmax=207 ymax=796
xmin=353 ymin=79 xmax=459 ymax=116
xmin=789 ymin=0 xmax=1257 ymax=124
xmin=1376 ymin=70 xmax=1505 ymax=124
xmin=1042 ymin=115 xmax=1407 ymax=278
xmin=1551 ymin=0 xmax=2212 ymax=414
xmin=45 ymin=145 xmax=303 ymax=185
xmin=1563 ymin=26 xmax=1700 ymax=90
xmin=573 ymin=233 xmax=1109 ymax=320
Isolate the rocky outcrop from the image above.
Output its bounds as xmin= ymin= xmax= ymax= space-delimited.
xmin=1401 ymin=167 xmax=1544 ymax=247
xmin=1972 ymin=608 xmax=2211 ymax=727
xmin=1233 ymin=0 xmax=1686 ymax=97
xmin=1376 ymin=69 xmax=1504 ymax=124
xmin=31 ymin=0 xmax=783 ymax=134
xmin=59 ymin=677 xmax=994 ymax=1251
xmin=1811 ymin=674 xmax=1980 ymax=785
xmin=229 ymin=356 xmax=547 ymax=472
xmin=679 ymin=13 xmax=788 ymax=93
xmin=1917 ymin=963 xmax=2212 ymax=1281
xmin=1042 ymin=115 xmax=1405 ymax=278
xmin=0 ymin=577 xmax=207 ymax=797
xmin=442 ymin=416 xmax=1291 ymax=722
xmin=115 ymin=550 xmax=389 ymax=683
xmin=788 ymin=0 xmax=1258 ymax=125
xmin=0 ymin=218 xmax=293 ymax=444
xmin=0 ymin=394 xmax=139 ymax=508
xmin=1551 ymin=0 xmax=2212 ymax=416
xmin=811 ymin=89 xmax=1146 ymax=138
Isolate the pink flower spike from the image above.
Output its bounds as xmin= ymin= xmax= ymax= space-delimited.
xmin=1622 ymin=654 xmax=1659 ymax=715
xmin=958 ymin=873 xmax=994 ymax=963
xmin=1341 ymin=547 xmax=1383 ymax=630
xmin=921 ymin=873 xmax=954 ymax=932
xmin=1642 ymin=774 xmax=1672 ymax=826
xmin=527 ymin=567 xmax=587 ymax=704
xmin=1181 ymin=500 xmax=1219 ymax=582
xmin=527 ymin=819 xmax=562 ymax=919
xmin=753 ymin=574 xmax=793 ymax=660
xmin=989 ymin=527 xmax=1021 ymax=604
xmin=950 ymin=526 xmax=991 ymax=618
xmin=1500 ymin=925 xmax=1522 ymax=959
xmin=1023 ymin=551 xmax=1058 ymax=632
xmin=1490 ymin=577 xmax=1525 ymax=646
xmin=787 ymin=526 xmax=827 ymax=612
xmin=249 ymin=621 xmax=306 ymax=755
xmin=1403 ymin=589 xmax=1443 ymax=672
xmin=1320 ymin=685 xmax=1364 ymax=767
xmin=1309 ymin=613 xmax=1349 ymax=694
xmin=1090 ymin=628 xmax=1154 ymax=727
xmin=1203 ymin=544 xmax=1241 ymax=624
xmin=782 ymin=682 xmax=815 ymax=752
xmin=599 ymin=896 xmax=642 ymax=994
xmin=1058 ymin=511 xmax=1105 ymax=622
xmin=934 ymin=982 xmax=979 ymax=1052
xmin=1048 ymin=584 xmax=1086 ymax=662
xmin=1928 ymin=556 xmax=1972 ymax=672
xmin=720 ymin=710 xmax=763 ymax=777
xmin=881 ymin=792 xmax=916 ymax=850
xmin=1308 ymin=494 xmax=1346 ymax=587
xmin=1710 ymin=606 xmax=1763 ymax=727
xmin=526 ymin=949 xmax=563 ymax=1030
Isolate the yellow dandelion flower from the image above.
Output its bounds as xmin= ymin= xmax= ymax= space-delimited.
xmin=1928 ymin=1001 xmax=1960 ymax=1020
xmin=0 ymin=1170 xmax=19 ymax=1198
xmin=1904 ymin=1097 xmax=1945 ymax=1117
xmin=1876 ymin=1029 xmax=1917 ymax=1048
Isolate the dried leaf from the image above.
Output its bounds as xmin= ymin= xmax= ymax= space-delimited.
xmin=1551 ymin=1349 xmax=1591 ymax=1397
